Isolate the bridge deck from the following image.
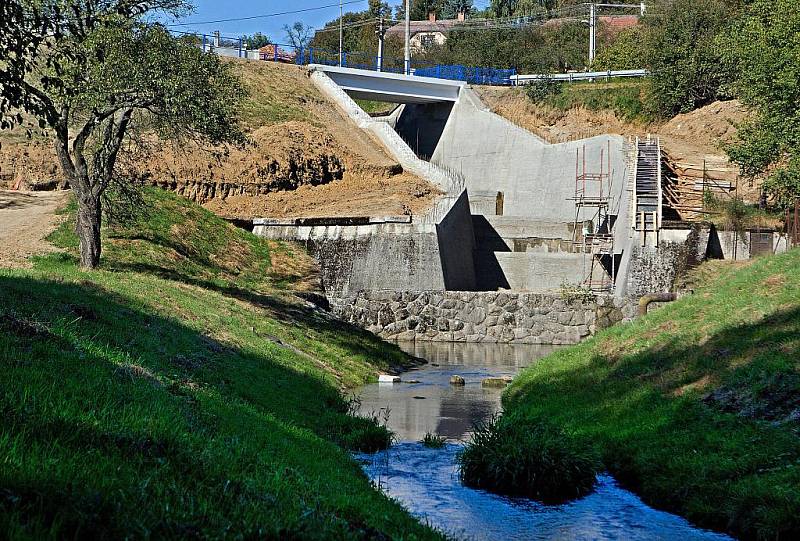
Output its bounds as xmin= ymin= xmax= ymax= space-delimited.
xmin=308 ymin=65 xmax=464 ymax=104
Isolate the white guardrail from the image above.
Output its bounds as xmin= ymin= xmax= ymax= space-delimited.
xmin=511 ymin=69 xmax=648 ymax=85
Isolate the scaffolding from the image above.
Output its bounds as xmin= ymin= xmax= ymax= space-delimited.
xmin=570 ymin=142 xmax=615 ymax=292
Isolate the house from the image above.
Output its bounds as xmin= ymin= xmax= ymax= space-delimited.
xmin=385 ymin=10 xmax=467 ymax=52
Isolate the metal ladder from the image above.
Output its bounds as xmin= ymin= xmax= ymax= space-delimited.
xmin=633 ymin=136 xmax=662 ymax=246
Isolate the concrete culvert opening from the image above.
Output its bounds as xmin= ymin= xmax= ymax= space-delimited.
xmin=391 ymin=102 xmax=455 ymax=161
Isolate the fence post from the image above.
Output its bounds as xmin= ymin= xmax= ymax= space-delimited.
xmin=343 ymin=52 xmax=347 ymax=67
xmin=238 ymin=38 xmax=243 ymax=58
xmin=202 ymin=34 xmax=206 ymax=52
xmin=274 ymin=46 xmax=278 ymax=62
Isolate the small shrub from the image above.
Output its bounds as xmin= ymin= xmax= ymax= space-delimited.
xmin=458 ymin=414 xmax=599 ymax=503
xmin=333 ymin=405 xmax=394 ymax=453
xmin=420 ymin=432 xmax=447 ymax=449
xmin=559 ymin=281 xmax=595 ymax=303
xmin=525 ymin=76 xmax=563 ymax=103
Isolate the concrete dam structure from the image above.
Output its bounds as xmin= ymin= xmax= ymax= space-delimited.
xmin=251 ymin=66 xmax=696 ymax=344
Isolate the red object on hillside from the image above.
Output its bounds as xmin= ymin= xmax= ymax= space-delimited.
xmin=543 ymin=15 xmax=639 ymax=35
xmin=259 ymin=44 xmax=296 ymax=63
xmin=599 ymin=15 xmax=640 ymax=35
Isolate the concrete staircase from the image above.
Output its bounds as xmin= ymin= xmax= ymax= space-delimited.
xmin=472 ymin=215 xmax=588 ymax=291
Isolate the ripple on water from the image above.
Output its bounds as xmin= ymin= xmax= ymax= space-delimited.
xmin=358 ymin=443 xmax=733 ymax=541
xmin=355 ymin=342 xmax=734 ymax=541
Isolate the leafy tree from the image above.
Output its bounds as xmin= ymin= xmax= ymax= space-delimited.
xmin=241 ymin=32 xmax=271 ymax=49
xmin=641 ymin=0 xmax=737 ymax=117
xmin=0 ymin=1 xmax=244 ymax=268
xmin=490 ymin=0 xmax=550 ymax=17
xmin=592 ymin=27 xmax=645 ymax=70
xmin=367 ymin=0 xmax=392 ymax=18
xmin=440 ymin=0 xmax=474 ymax=19
xmin=722 ymin=0 xmax=800 ymax=208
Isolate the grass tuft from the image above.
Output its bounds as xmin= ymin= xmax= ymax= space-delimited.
xmin=458 ymin=414 xmax=599 ymax=503
xmin=420 ymin=432 xmax=447 ymax=449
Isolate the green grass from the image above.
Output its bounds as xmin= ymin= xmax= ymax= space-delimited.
xmin=353 ymin=99 xmax=398 ymax=116
xmin=541 ymin=80 xmax=650 ymax=123
xmin=502 ymin=251 xmax=800 ymax=539
xmin=420 ymin=432 xmax=447 ymax=449
xmin=0 ymin=188 xmax=442 ymax=539
xmin=458 ymin=414 xmax=599 ymax=503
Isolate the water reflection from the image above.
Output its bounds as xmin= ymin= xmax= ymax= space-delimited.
xmin=355 ymin=341 xmax=734 ymax=541
xmin=357 ymin=342 xmax=557 ymax=441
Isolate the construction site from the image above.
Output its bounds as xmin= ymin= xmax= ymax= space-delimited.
xmin=0 ymin=54 xmax=790 ymax=345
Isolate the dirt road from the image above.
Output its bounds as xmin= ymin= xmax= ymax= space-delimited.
xmin=0 ymin=189 xmax=69 ymax=268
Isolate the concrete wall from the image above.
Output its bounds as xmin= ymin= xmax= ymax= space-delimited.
xmin=626 ymin=224 xmax=711 ymax=296
xmin=253 ymin=192 xmax=477 ymax=297
xmin=431 ymin=88 xmax=629 ymax=223
xmin=394 ymin=102 xmax=454 ymax=160
xmin=711 ymin=230 xmax=788 ymax=260
xmin=435 ymin=190 xmax=477 ymax=290
xmin=426 ymin=87 xmax=633 ymax=294
xmin=332 ymin=290 xmax=636 ymax=345
xmin=254 ymin=220 xmax=444 ymax=297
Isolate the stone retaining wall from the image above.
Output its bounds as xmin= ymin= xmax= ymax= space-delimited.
xmin=332 ymin=291 xmax=636 ymax=345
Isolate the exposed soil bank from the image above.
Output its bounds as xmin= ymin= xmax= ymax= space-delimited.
xmin=498 ymin=252 xmax=800 ymax=540
xmin=0 ymin=60 xmax=436 ymax=219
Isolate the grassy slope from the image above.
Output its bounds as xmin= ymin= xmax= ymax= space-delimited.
xmin=543 ymin=80 xmax=649 ymax=122
xmin=0 ymin=188 xmax=440 ymax=540
xmin=503 ymin=251 xmax=800 ymax=539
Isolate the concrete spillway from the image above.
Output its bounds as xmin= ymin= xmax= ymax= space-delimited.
xmin=250 ymin=66 xmax=676 ymax=344
xmin=255 ymin=66 xmax=636 ymax=297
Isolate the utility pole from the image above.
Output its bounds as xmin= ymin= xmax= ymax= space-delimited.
xmin=376 ymin=18 xmax=387 ymax=72
xmin=588 ymin=3 xmax=596 ymax=64
xmin=404 ymin=0 xmax=411 ymax=75
xmin=339 ymin=0 xmax=343 ymax=67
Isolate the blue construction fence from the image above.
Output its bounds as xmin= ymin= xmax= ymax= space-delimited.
xmin=173 ymin=30 xmax=517 ymax=86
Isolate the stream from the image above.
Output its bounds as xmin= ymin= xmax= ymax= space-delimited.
xmin=356 ymin=342 xmax=733 ymax=541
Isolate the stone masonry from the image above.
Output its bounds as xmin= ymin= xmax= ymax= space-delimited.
xmin=332 ymin=291 xmax=636 ymax=345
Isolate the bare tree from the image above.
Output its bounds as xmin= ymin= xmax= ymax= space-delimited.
xmin=283 ymin=21 xmax=313 ymax=49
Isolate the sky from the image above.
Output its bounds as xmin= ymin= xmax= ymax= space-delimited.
xmin=166 ymin=0 xmax=381 ymax=42
xmin=165 ymin=0 xmax=493 ymax=42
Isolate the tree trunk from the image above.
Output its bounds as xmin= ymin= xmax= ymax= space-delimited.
xmin=76 ymin=193 xmax=102 ymax=269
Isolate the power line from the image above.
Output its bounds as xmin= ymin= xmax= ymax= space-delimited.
xmin=165 ymin=0 xmax=367 ymax=27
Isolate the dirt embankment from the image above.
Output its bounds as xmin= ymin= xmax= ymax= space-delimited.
xmin=0 ymin=60 xmax=437 ymax=219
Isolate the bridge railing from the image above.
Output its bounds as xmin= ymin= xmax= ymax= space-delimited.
xmin=174 ymin=30 xmax=646 ymax=87
xmin=512 ymin=69 xmax=648 ymax=85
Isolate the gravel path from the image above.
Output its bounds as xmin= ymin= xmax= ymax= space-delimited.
xmin=0 ymin=189 xmax=69 ymax=268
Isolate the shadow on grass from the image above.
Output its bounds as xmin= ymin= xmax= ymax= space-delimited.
xmin=100 ymin=258 xmax=411 ymax=372
xmin=0 ymin=274 xmax=403 ymax=538
xmin=503 ymin=307 xmax=800 ymax=539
